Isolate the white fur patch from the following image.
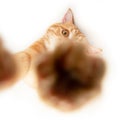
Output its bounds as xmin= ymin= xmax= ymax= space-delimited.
xmin=45 ymin=36 xmax=58 ymax=51
xmin=69 ymin=32 xmax=73 ymax=39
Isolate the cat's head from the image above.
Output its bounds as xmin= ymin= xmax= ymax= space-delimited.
xmin=45 ymin=9 xmax=89 ymax=51
xmin=45 ymin=9 xmax=101 ymax=55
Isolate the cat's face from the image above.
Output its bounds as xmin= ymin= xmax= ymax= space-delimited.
xmin=47 ymin=22 xmax=86 ymax=43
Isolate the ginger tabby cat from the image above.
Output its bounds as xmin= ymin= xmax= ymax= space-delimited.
xmin=0 ymin=9 xmax=105 ymax=111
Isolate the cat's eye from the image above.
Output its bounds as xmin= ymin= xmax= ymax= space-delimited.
xmin=62 ymin=29 xmax=69 ymax=37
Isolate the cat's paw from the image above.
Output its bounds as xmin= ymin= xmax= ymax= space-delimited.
xmin=35 ymin=41 xmax=106 ymax=111
xmin=0 ymin=38 xmax=17 ymax=90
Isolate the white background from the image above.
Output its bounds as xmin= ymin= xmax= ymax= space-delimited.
xmin=0 ymin=0 xmax=120 ymax=120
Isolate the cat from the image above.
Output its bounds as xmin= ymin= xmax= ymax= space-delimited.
xmin=32 ymin=9 xmax=106 ymax=111
xmin=0 ymin=9 xmax=105 ymax=111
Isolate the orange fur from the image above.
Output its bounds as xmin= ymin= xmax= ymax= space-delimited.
xmin=0 ymin=9 xmax=106 ymax=111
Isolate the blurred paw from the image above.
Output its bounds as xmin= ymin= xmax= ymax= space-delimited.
xmin=0 ymin=39 xmax=17 ymax=89
xmin=35 ymin=41 xmax=106 ymax=111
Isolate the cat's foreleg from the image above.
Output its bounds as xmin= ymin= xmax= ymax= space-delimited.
xmin=14 ymin=51 xmax=31 ymax=78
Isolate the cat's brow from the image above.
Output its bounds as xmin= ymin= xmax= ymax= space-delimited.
xmin=49 ymin=24 xmax=78 ymax=36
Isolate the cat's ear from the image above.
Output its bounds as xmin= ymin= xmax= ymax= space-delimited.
xmin=62 ymin=8 xmax=74 ymax=24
